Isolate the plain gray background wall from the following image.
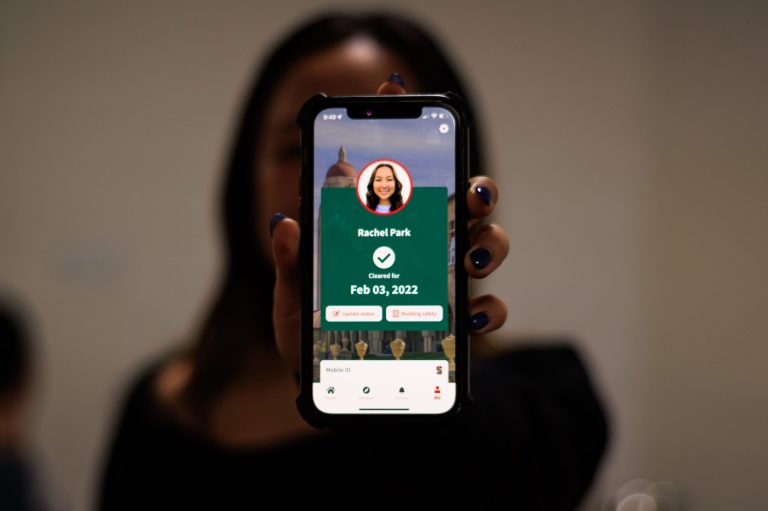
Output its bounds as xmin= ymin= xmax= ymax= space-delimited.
xmin=1 ymin=1 xmax=766 ymax=509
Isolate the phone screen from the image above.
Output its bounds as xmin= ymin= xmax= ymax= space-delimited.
xmin=311 ymin=106 xmax=459 ymax=414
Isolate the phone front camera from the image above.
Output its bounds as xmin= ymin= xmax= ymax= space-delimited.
xmin=365 ymin=110 xmax=373 ymax=117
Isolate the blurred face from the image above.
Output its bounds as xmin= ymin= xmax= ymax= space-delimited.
xmin=254 ymin=37 xmax=419 ymax=263
xmin=372 ymin=165 xmax=396 ymax=203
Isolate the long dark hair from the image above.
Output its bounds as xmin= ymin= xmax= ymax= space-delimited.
xmin=180 ymin=11 xmax=488 ymax=425
xmin=366 ymin=163 xmax=403 ymax=212
xmin=0 ymin=298 xmax=32 ymax=407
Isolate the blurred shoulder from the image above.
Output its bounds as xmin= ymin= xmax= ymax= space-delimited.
xmin=471 ymin=333 xmax=593 ymax=372
xmin=112 ymin=346 xmax=191 ymax=428
xmin=469 ymin=333 xmax=602 ymax=402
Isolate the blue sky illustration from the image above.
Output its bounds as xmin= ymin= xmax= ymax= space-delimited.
xmin=313 ymin=107 xmax=456 ymax=221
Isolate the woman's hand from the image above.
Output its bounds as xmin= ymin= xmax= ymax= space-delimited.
xmin=271 ymin=75 xmax=509 ymax=373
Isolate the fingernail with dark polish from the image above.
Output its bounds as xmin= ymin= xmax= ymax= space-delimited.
xmin=471 ymin=311 xmax=490 ymax=331
xmin=387 ymin=73 xmax=405 ymax=87
xmin=475 ymin=185 xmax=492 ymax=206
xmin=269 ymin=212 xmax=286 ymax=237
xmin=470 ymin=247 xmax=491 ymax=270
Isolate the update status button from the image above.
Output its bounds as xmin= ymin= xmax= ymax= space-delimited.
xmin=325 ymin=305 xmax=383 ymax=322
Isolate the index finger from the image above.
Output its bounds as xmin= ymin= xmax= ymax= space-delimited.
xmin=376 ymin=73 xmax=406 ymax=94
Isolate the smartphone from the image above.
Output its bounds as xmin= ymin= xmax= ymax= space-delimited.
xmin=296 ymin=92 xmax=472 ymax=428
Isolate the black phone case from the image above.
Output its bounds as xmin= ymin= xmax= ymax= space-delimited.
xmin=295 ymin=92 xmax=473 ymax=429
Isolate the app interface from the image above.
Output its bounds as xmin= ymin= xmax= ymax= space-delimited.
xmin=311 ymin=107 xmax=458 ymax=414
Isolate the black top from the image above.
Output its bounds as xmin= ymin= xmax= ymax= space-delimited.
xmin=0 ymin=453 xmax=34 ymax=511
xmin=97 ymin=342 xmax=608 ymax=510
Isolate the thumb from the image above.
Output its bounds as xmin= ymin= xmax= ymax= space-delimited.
xmin=271 ymin=213 xmax=301 ymax=372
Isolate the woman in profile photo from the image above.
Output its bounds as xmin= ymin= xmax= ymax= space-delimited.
xmin=366 ymin=163 xmax=404 ymax=213
xmin=98 ymin=12 xmax=608 ymax=510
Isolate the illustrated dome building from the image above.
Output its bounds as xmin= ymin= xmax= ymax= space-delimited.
xmin=322 ymin=146 xmax=356 ymax=188
xmin=313 ymin=145 xmax=361 ymax=364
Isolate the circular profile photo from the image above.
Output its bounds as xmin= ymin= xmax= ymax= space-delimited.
xmin=356 ymin=159 xmax=413 ymax=215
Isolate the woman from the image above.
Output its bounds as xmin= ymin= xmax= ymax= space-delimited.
xmin=98 ymin=12 xmax=608 ymax=509
xmin=366 ymin=163 xmax=404 ymax=213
